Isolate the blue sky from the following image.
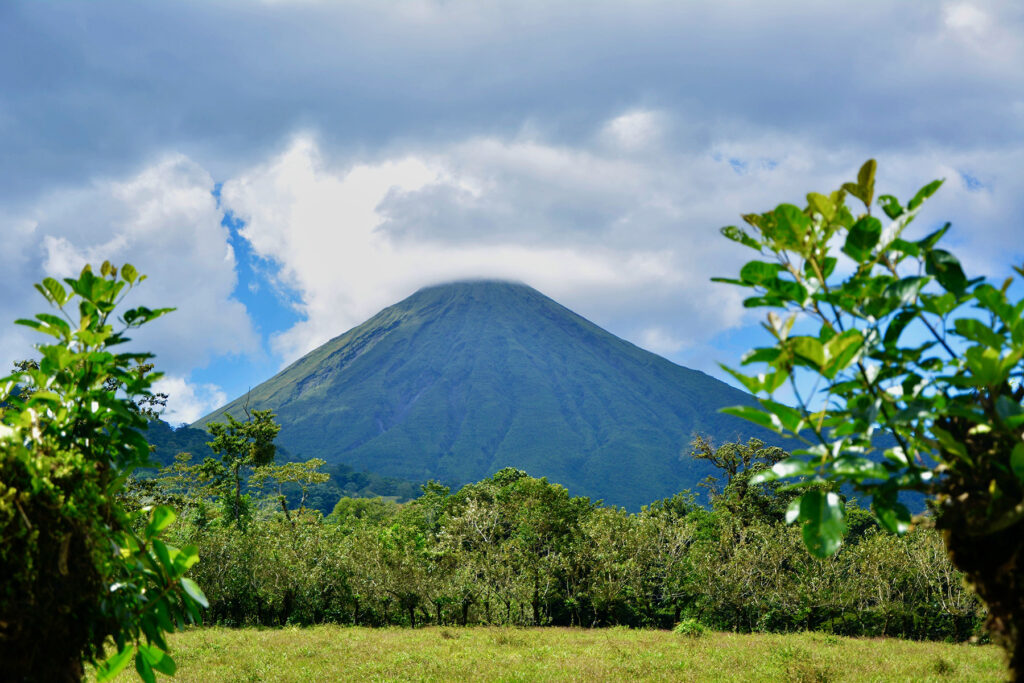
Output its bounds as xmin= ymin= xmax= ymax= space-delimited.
xmin=1 ymin=0 xmax=1022 ymax=423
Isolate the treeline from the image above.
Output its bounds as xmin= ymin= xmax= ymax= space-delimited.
xmin=128 ymin=438 xmax=984 ymax=641
xmin=143 ymin=419 xmax=424 ymax=506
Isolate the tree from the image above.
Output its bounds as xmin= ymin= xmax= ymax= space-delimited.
xmin=250 ymin=458 xmax=330 ymax=523
xmin=207 ymin=409 xmax=281 ymax=527
xmin=0 ymin=262 xmax=207 ymax=682
xmin=691 ymin=437 xmax=792 ymax=524
xmin=715 ymin=160 xmax=1024 ymax=677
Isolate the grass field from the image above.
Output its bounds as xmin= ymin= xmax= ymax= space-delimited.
xmin=108 ymin=626 xmax=1004 ymax=682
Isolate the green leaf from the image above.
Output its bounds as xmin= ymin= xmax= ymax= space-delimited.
xmin=721 ymin=405 xmax=783 ymax=434
xmin=995 ymin=396 xmax=1024 ymax=429
xmin=1012 ymin=443 xmax=1024 ymax=483
xmin=842 ymin=216 xmax=882 ymax=261
xmin=925 ymin=249 xmax=968 ymax=295
xmin=917 ymin=222 xmax=951 ymax=251
xmin=719 ymin=364 xmax=764 ymax=394
xmin=768 ymin=456 xmax=817 ymax=481
xmin=964 ymin=346 xmax=1005 ymax=386
xmin=14 ymin=318 xmax=45 ymax=333
xmin=798 ymin=490 xmax=847 ymax=558
xmin=741 ymin=347 xmax=782 ymax=365
xmin=883 ymin=309 xmax=917 ymax=348
xmin=180 ymin=577 xmax=209 ymax=608
xmin=720 ymin=225 xmax=762 ymax=250
xmin=770 ymin=278 xmax=808 ymax=304
xmin=857 ymin=159 xmax=877 ymax=206
xmin=122 ymin=263 xmax=139 ymax=284
xmin=953 ymin=318 xmax=1004 ymax=349
xmin=96 ymin=645 xmax=133 ymax=682
xmin=908 ymin=179 xmax=943 ymax=211
xmin=830 ymin=455 xmax=888 ymax=481
xmin=135 ymin=651 xmax=156 ymax=683
xmin=884 ymin=276 xmax=928 ymax=306
xmin=874 ymin=499 xmax=912 ymax=534
xmin=151 ymin=538 xmax=175 ymax=574
xmin=806 ymin=192 xmax=835 ymax=221
xmin=773 ymin=204 xmax=813 ymax=246
xmin=739 ymin=261 xmax=784 ymax=286
xmin=145 ymin=505 xmax=177 ymax=539
xmin=877 ymin=194 xmax=904 ymax=220
xmin=888 ymin=238 xmax=919 ymax=258
xmin=790 ymin=336 xmax=825 ymax=369
xmin=932 ymin=426 xmax=969 ymax=462
xmin=974 ymin=284 xmax=1014 ymax=324
xmin=759 ymin=398 xmax=805 ymax=432
xmin=173 ymin=544 xmax=201 ymax=573
xmin=921 ymin=292 xmax=958 ymax=317
xmin=41 ymin=277 xmax=69 ymax=305
xmin=154 ymin=598 xmax=176 ymax=634
xmin=823 ymin=329 xmax=863 ymax=378
xmin=821 ymin=256 xmax=838 ymax=278
xmin=139 ymin=644 xmax=177 ymax=676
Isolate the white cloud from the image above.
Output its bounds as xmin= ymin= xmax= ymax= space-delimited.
xmin=600 ymin=110 xmax=665 ymax=152
xmin=638 ymin=326 xmax=687 ymax=355
xmin=0 ymin=156 xmax=260 ymax=420
xmin=152 ymin=375 xmax=228 ymax=425
xmin=4 ymin=0 xmax=1024 ymax=397
xmin=944 ymin=2 xmax=991 ymax=33
xmin=221 ymin=132 xmax=733 ymax=364
xmin=221 ymin=111 xmax=1024 ymax=377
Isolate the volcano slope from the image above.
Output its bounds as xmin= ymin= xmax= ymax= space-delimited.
xmin=196 ymin=281 xmax=775 ymax=510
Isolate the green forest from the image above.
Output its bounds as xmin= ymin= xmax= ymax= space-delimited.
xmin=130 ymin=435 xmax=984 ymax=641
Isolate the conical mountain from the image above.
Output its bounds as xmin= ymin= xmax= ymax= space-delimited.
xmin=195 ymin=281 xmax=770 ymax=510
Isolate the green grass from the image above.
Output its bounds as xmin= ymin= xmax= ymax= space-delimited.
xmin=106 ymin=626 xmax=1004 ymax=682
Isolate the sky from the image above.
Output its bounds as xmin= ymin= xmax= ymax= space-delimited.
xmin=1 ymin=0 xmax=1022 ymax=424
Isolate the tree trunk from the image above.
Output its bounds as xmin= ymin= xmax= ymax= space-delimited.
xmin=944 ymin=523 xmax=1024 ymax=681
xmin=233 ymin=465 xmax=243 ymax=524
xmin=279 ymin=496 xmax=294 ymax=528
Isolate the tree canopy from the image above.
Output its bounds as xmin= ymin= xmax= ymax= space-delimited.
xmin=715 ymin=160 xmax=1024 ymax=677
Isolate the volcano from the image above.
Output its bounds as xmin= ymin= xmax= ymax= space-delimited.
xmin=195 ymin=281 xmax=772 ymax=509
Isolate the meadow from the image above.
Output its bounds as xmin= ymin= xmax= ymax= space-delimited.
xmin=107 ymin=626 xmax=1003 ymax=682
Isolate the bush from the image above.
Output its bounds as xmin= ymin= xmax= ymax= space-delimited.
xmin=673 ymin=618 xmax=707 ymax=638
xmin=0 ymin=263 xmax=206 ymax=682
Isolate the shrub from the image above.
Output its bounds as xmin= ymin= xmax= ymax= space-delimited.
xmin=673 ymin=618 xmax=707 ymax=638
xmin=0 ymin=263 xmax=206 ymax=682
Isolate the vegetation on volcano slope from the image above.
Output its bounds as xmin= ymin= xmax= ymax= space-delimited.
xmin=194 ymin=280 xmax=776 ymax=511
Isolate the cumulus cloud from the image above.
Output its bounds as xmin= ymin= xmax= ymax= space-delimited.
xmin=222 ymin=132 xmax=743 ymax=364
xmin=638 ymin=326 xmax=687 ymax=355
xmin=152 ymin=375 xmax=228 ymax=425
xmin=222 ymin=112 xmax=1024 ymax=374
xmin=0 ymin=155 xmax=258 ymax=418
xmin=600 ymin=110 xmax=666 ymax=152
xmin=2 ymin=0 xmax=1023 ymax=400
xmin=4 ymin=1 xmax=1023 ymax=207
